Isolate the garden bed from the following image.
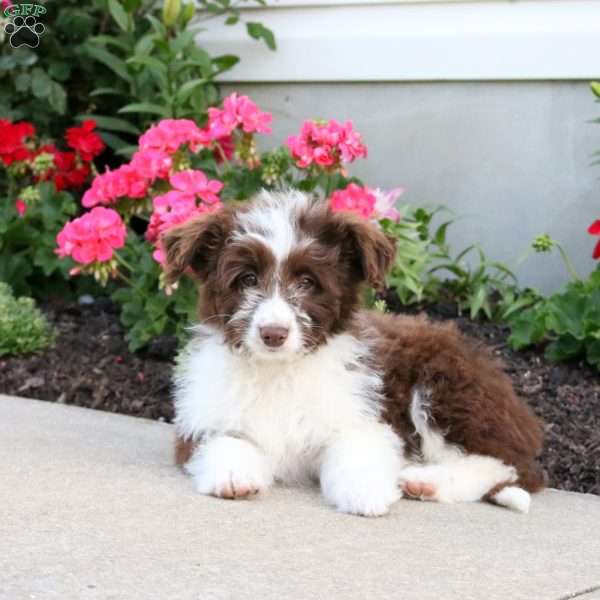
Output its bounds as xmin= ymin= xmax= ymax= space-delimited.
xmin=0 ymin=297 xmax=598 ymax=496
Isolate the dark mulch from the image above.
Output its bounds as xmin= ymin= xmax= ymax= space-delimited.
xmin=1 ymin=297 xmax=598 ymax=495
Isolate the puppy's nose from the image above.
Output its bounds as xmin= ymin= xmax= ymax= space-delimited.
xmin=260 ymin=325 xmax=289 ymax=348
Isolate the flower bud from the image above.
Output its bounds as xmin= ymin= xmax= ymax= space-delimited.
xmin=180 ymin=1 xmax=195 ymax=26
xmin=20 ymin=185 xmax=40 ymax=203
xmin=31 ymin=152 xmax=55 ymax=176
xmin=532 ymin=233 xmax=555 ymax=253
xmin=162 ymin=0 xmax=181 ymax=27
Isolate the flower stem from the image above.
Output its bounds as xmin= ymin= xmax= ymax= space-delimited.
xmin=556 ymin=243 xmax=580 ymax=282
xmin=115 ymin=251 xmax=135 ymax=274
xmin=116 ymin=270 xmax=135 ymax=287
xmin=214 ymin=141 xmax=232 ymax=170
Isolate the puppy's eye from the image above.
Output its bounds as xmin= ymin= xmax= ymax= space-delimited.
xmin=298 ymin=275 xmax=316 ymax=290
xmin=239 ymin=272 xmax=258 ymax=288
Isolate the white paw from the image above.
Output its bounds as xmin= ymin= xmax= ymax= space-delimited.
xmin=186 ymin=436 xmax=272 ymax=499
xmin=320 ymin=429 xmax=403 ymax=517
xmin=399 ymin=457 xmax=517 ymax=504
xmin=323 ymin=472 xmax=401 ymax=517
xmin=399 ymin=464 xmax=447 ymax=502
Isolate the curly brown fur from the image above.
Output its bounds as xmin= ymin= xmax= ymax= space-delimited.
xmin=358 ymin=311 xmax=546 ymax=492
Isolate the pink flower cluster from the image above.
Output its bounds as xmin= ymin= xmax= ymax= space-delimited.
xmin=207 ymin=93 xmax=272 ymax=138
xmin=330 ymin=184 xmax=402 ymax=223
xmin=287 ymin=119 xmax=367 ymax=169
xmin=146 ymin=170 xmax=224 ymax=263
xmin=81 ymin=92 xmax=272 ymax=209
xmin=82 ymin=164 xmax=149 ymax=208
xmin=139 ymin=119 xmax=210 ymax=154
xmin=55 ymin=207 xmax=126 ymax=265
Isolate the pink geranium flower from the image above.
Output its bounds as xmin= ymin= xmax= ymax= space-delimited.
xmin=169 ymin=170 xmax=223 ymax=204
xmin=146 ymin=190 xmax=223 ymax=264
xmin=138 ymin=119 xmax=211 ymax=154
xmin=55 ymin=207 xmax=126 ymax=265
xmin=373 ymin=187 xmax=403 ymax=222
xmin=82 ymin=164 xmax=149 ymax=208
xmin=330 ymin=183 xmax=377 ymax=220
xmin=130 ymin=149 xmax=173 ymax=182
xmin=287 ymin=119 xmax=367 ymax=170
xmin=207 ymin=93 xmax=272 ymax=138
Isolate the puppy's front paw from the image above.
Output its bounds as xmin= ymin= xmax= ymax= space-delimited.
xmin=320 ymin=430 xmax=402 ymax=517
xmin=186 ymin=435 xmax=272 ymax=500
xmin=323 ymin=473 xmax=401 ymax=517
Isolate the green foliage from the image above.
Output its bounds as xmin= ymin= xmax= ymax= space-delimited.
xmin=0 ymin=182 xmax=77 ymax=297
xmin=0 ymin=282 xmax=54 ymax=357
xmin=77 ymin=0 xmax=275 ymax=150
xmin=0 ymin=0 xmax=103 ymax=136
xmin=509 ymin=267 xmax=600 ymax=370
xmin=384 ymin=206 xmax=538 ymax=321
xmin=0 ymin=0 xmax=275 ymax=143
xmin=110 ymin=237 xmax=197 ymax=351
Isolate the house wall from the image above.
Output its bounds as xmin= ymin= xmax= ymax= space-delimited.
xmin=201 ymin=1 xmax=600 ymax=292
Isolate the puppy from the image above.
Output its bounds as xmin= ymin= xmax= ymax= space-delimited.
xmin=165 ymin=190 xmax=545 ymax=516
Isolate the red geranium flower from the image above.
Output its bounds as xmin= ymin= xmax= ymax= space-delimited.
xmin=0 ymin=119 xmax=35 ymax=165
xmin=588 ymin=220 xmax=600 ymax=260
xmin=66 ymin=120 xmax=105 ymax=161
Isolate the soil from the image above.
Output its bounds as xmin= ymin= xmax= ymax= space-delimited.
xmin=1 ymin=296 xmax=598 ymax=496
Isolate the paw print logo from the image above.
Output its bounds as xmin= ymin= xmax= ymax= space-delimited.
xmin=4 ymin=15 xmax=45 ymax=49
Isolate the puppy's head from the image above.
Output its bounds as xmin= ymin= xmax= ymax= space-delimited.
xmin=163 ymin=190 xmax=395 ymax=360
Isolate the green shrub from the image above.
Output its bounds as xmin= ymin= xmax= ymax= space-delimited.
xmin=0 ymin=0 xmax=274 ymax=141
xmin=0 ymin=283 xmax=54 ymax=356
xmin=383 ymin=206 xmax=538 ymax=321
xmin=508 ymin=267 xmax=600 ymax=370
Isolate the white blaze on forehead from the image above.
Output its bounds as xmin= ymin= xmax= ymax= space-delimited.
xmin=235 ymin=190 xmax=313 ymax=262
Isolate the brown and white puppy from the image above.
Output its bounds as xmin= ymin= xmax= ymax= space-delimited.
xmin=165 ymin=190 xmax=545 ymax=516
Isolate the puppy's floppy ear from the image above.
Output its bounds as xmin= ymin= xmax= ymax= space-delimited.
xmin=162 ymin=208 xmax=233 ymax=283
xmin=329 ymin=210 xmax=397 ymax=290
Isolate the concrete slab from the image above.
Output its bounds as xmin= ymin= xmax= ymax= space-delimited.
xmin=1 ymin=394 xmax=599 ymax=600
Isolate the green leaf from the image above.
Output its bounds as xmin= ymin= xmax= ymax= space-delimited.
xmin=212 ymin=54 xmax=239 ymax=74
xmin=31 ymin=68 xmax=52 ymax=98
xmin=118 ymin=102 xmax=169 ymax=117
xmin=225 ymin=14 xmax=239 ymax=25
xmin=469 ymin=285 xmax=487 ymax=319
xmin=89 ymin=34 xmax=131 ymax=53
xmin=76 ymin=114 xmax=140 ymax=135
xmin=585 ymin=339 xmax=600 ymax=369
xmin=84 ymin=44 xmax=132 ymax=82
xmin=126 ymin=55 xmax=168 ymax=88
xmin=47 ymin=60 xmax=71 ymax=82
xmin=175 ymin=78 xmax=208 ymax=103
xmin=99 ymin=131 xmax=132 ymax=151
xmin=145 ymin=14 xmax=167 ymax=36
xmin=507 ymin=309 xmax=546 ymax=349
xmin=134 ymin=33 xmax=156 ymax=56
xmin=545 ymin=292 xmax=586 ymax=338
xmin=48 ymin=82 xmax=67 ymax=115
xmin=90 ymin=87 xmax=126 ymax=97
xmin=246 ymin=22 xmax=276 ymax=50
xmin=171 ymin=30 xmax=196 ymax=55
xmin=108 ymin=0 xmax=131 ymax=31
xmin=15 ymin=73 xmax=30 ymax=93
xmin=545 ymin=335 xmax=585 ymax=362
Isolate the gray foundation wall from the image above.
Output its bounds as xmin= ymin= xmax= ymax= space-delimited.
xmin=224 ymin=82 xmax=599 ymax=293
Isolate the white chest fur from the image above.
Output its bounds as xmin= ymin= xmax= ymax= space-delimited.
xmin=174 ymin=326 xmax=384 ymax=482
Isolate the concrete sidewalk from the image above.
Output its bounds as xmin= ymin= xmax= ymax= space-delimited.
xmin=1 ymin=394 xmax=599 ymax=600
